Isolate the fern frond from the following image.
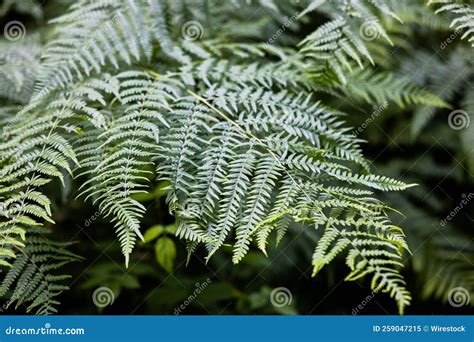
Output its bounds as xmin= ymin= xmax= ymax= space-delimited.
xmin=34 ymin=0 xmax=190 ymax=99
xmin=0 ymin=0 xmax=43 ymax=20
xmin=0 ymin=76 xmax=117 ymax=268
xmin=0 ymin=228 xmax=81 ymax=315
xmin=398 ymin=48 xmax=471 ymax=138
xmin=312 ymin=221 xmax=411 ymax=314
xmin=429 ymin=0 xmax=474 ymax=46
xmin=298 ymin=0 xmax=400 ymax=83
xmin=386 ymin=0 xmax=449 ymax=30
xmin=415 ymin=232 xmax=474 ymax=305
xmin=135 ymin=73 xmax=411 ymax=309
xmin=342 ymin=69 xmax=450 ymax=108
xmin=75 ymin=72 xmax=175 ymax=266
xmin=299 ymin=17 xmax=374 ymax=84
xmin=0 ymin=0 xmax=421 ymax=314
xmin=0 ymin=38 xmax=41 ymax=103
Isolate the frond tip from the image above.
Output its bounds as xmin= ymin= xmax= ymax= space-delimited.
xmin=313 ymin=223 xmax=411 ymax=314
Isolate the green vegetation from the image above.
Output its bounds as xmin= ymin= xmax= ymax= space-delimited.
xmin=0 ymin=0 xmax=472 ymax=315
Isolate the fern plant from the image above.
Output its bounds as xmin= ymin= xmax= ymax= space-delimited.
xmin=0 ymin=0 xmax=458 ymax=315
xmin=332 ymin=0 xmax=474 ymax=309
xmin=428 ymin=0 xmax=474 ymax=46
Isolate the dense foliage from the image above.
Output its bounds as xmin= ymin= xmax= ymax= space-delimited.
xmin=0 ymin=0 xmax=472 ymax=315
